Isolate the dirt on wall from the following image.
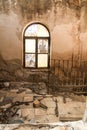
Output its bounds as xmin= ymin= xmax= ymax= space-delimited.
xmin=0 ymin=0 xmax=82 ymax=60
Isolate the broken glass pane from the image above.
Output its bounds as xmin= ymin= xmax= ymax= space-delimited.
xmin=25 ymin=24 xmax=49 ymax=37
xmin=38 ymin=39 xmax=48 ymax=53
xmin=38 ymin=54 xmax=48 ymax=67
xmin=25 ymin=39 xmax=35 ymax=53
xmin=25 ymin=54 xmax=35 ymax=67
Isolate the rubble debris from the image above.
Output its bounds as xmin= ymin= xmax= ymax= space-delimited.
xmin=0 ymin=97 xmax=4 ymax=102
xmin=33 ymin=99 xmax=48 ymax=109
xmin=0 ymin=82 xmax=85 ymax=124
xmin=33 ymin=99 xmax=40 ymax=108
xmin=0 ymin=101 xmax=33 ymax=123
xmin=17 ymin=89 xmax=25 ymax=94
xmin=3 ymin=82 xmax=10 ymax=87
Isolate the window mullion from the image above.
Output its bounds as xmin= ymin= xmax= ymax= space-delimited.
xmin=24 ymin=36 xmax=26 ymax=67
xmin=36 ymin=37 xmax=38 ymax=68
xmin=48 ymin=37 xmax=50 ymax=68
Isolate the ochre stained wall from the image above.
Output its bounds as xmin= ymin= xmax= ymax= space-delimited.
xmin=0 ymin=0 xmax=87 ymax=61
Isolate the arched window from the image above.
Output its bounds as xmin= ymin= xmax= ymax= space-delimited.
xmin=23 ymin=23 xmax=50 ymax=68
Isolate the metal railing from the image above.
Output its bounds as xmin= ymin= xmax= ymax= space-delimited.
xmin=50 ymin=59 xmax=87 ymax=86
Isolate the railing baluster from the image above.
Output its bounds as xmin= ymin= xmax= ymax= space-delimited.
xmin=63 ymin=60 xmax=64 ymax=86
xmin=50 ymin=59 xmax=87 ymax=93
xmin=58 ymin=60 xmax=60 ymax=77
xmin=67 ymin=60 xmax=69 ymax=85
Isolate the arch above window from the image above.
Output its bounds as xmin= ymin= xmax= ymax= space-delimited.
xmin=23 ymin=23 xmax=50 ymax=69
xmin=24 ymin=23 xmax=49 ymax=37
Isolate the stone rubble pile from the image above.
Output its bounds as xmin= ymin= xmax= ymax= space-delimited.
xmin=0 ymin=82 xmax=85 ymax=124
xmin=0 ymin=82 xmax=58 ymax=124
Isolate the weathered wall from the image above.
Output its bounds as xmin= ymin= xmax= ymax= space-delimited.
xmin=80 ymin=0 xmax=87 ymax=60
xmin=0 ymin=0 xmax=82 ymax=61
xmin=0 ymin=1 xmax=87 ymax=126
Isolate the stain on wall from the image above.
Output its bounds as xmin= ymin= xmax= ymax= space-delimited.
xmin=0 ymin=0 xmax=82 ymax=60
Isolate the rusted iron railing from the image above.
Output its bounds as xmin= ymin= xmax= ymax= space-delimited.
xmin=49 ymin=59 xmax=87 ymax=93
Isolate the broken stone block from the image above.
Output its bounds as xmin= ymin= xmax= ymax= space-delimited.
xmin=1 ymin=97 xmax=12 ymax=105
xmin=14 ymin=69 xmax=24 ymax=78
xmin=35 ymin=108 xmax=47 ymax=116
xmin=25 ymin=89 xmax=33 ymax=94
xmin=34 ymin=96 xmax=43 ymax=101
xmin=13 ymin=96 xmax=23 ymax=102
xmin=45 ymin=100 xmax=56 ymax=108
xmin=33 ymin=99 xmax=40 ymax=108
xmin=45 ymin=115 xmax=59 ymax=123
xmin=38 ymin=82 xmax=46 ymax=89
xmin=3 ymin=82 xmax=10 ymax=87
xmin=9 ymin=116 xmax=24 ymax=124
xmin=6 ymin=92 xmax=17 ymax=97
xmin=38 ymin=82 xmax=47 ymax=94
xmin=16 ymin=109 xmax=22 ymax=117
xmin=20 ymin=102 xmax=33 ymax=108
xmin=47 ymin=108 xmax=55 ymax=115
xmin=17 ymin=91 xmax=26 ymax=97
xmin=65 ymin=98 xmax=72 ymax=102
xmin=29 ymin=118 xmax=37 ymax=123
xmin=43 ymin=97 xmax=53 ymax=102
xmin=21 ymin=108 xmax=34 ymax=120
xmin=0 ymin=97 xmax=4 ymax=102
xmin=56 ymin=96 xmax=63 ymax=103
xmin=17 ymin=88 xmax=25 ymax=94
xmin=40 ymin=103 xmax=48 ymax=110
xmin=24 ymin=96 xmax=33 ymax=102
xmin=34 ymin=115 xmax=48 ymax=123
xmin=1 ymin=103 xmax=12 ymax=109
xmin=10 ymin=89 xmax=19 ymax=93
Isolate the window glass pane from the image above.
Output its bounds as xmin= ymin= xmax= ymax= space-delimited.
xmin=25 ymin=54 xmax=35 ymax=67
xmin=38 ymin=54 xmax=48 ymax=67
xmin=25 ymin=39 xmax=35 ymax=53
xmin=25 ymin=24 xmax=49 ymax=37
xmin=38 ymin=39 xmax=48 ymax=53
